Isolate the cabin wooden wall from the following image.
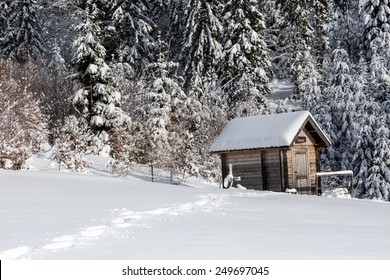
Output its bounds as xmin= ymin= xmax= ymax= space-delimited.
xmin=286 ymin=128 xmax=318 ymax=195
xmin=221 ymin=150 xmax=263 ymax=190
xmin=262 ymin=150 xmax=283 ymax=192
xmin=221 ymin=149 xmax=286 ymax=191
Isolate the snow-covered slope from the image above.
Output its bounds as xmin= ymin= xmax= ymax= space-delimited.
xmin=0 ymin=157 xmax=389 ymax=260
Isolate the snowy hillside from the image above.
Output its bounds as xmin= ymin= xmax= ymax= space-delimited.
xmin=1 ymin=156 xmax=389 ymax=260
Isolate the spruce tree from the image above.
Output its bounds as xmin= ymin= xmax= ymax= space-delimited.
xmin=44 ymin=42 xmax=73 ymax=130
xmin=218 ymin=0 xmax=271 ymax=119
xmin=366 ymin=117 xmax=390 ymax=201
xmin=174 ymin=0 xmax=223 ymax=91
xmin=111 ymin=0 xmax=155 ymax=75
xmin=142 ymin=38 xmax=187 ymax=169
xmin=321 ymin=43 xmax=358 ymax=172
xmin=295 ymin=46 xmax=322 ymax=113
xmin=361 ymin=0 xmax=390 ymax=58
xmin=0 ymin=1 xmax=8 ymax=32
xmin=275 ymin=0 xmax=315 ymax=79
xmin=0 ymin=0 xmax=45 ymax=62
xmin=72 ymin=1 xmax=129 ymax=146
xmin=312 ymin=0 xmax=330 ymax=66
xmin=360 ymin=32 xmax=390 ymax=200
xmin=329 ymin=0 xmax=362 ymax=63
xmin=352 ymin=94 xmax=378 ymax=198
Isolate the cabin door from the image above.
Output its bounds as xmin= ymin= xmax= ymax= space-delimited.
xmin=293 ymin=149 xmax=309 ymax=193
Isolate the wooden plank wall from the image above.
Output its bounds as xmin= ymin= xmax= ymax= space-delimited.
xmin=262 ymin=150 xmax=283 ymax=192
xmin=222 ymin=149 xmax=284 ymax=192
xmin=286 ymin=128 xmax=318 ymax=194
xmin=222 ymin=150 xmax=263 ymax=190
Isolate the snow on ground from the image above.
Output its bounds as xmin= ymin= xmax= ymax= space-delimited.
xmin=1 ymin=155 xmax=390 ymax=260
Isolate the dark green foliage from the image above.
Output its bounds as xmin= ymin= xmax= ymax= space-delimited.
xmin=0 ymin=0 xmax=45 ymax=62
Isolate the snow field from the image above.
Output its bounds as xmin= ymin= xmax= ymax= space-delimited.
xmin=1 ymin=159 xmax=390 ymax=260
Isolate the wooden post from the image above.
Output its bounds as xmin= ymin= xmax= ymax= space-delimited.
xmin=150 ymin=164 xmax=154 ymax=182
xmin=349 ymin=173 xmax=353 ymax=197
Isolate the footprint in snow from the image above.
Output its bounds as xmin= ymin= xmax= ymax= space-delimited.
xmin=0 ymin=246 xmax=34 ymax=260
xmin=111 ymin=217 xmax=133 ymax=228
xmin=42 ymin=235 xmax=78 ymax=250
xmin=80 ymin=226 xmax=107 ymax=239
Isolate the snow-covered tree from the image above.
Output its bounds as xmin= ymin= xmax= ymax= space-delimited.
xmin=111 ymin=0 xmax=155 ymax=75
xmin=142 ymin=38 xmax=187 ymax=169
xmin=365 ymin=117 xmax=390 ymax=201
xmin=357 ymin=30 xmax=390 ymax=201
xmin=294 ymin=45 xmax=322 ymax=112
xmin=218 ymin=0 xmax=271 ymax=118
xmin=0 ymin=0 xmax=45 ymax=62
xmin=106 ymin=123 xmax=134 ymax=176
xmin=361 ymin=0 xmax=390 ymax=58
xmin=53 ymin=115 xmax=91 ymax=172
xmin=312 ymin=0 xmax=331 ymax=66
xmin=36 ymin=42 xmax=74 ymax=133
xmin=0 ymin=59 xmax=47 ymax=169
xmin=368 ymin=35 xmax=390 ymax=104
xmin=320 ymin=43 xmax=359 ymax=172
xmin=72 ymin=1 xmax=130 ymax=146
xmin=173 ymin=0 xmax=223 ymax=90
xmin=275 ymin=0 xmax=315 ymax=79
xmin=40 ymin=0 xmax=79 ymax=64
xmin=329 ymin=0 xmax=362 ymax=63
xmin=0 ymin=1 xmax=8 ymax=33
xmin=351 ymin=92 xmax=377 ymax=198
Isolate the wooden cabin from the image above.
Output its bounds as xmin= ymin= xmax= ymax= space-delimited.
xmin=210 ymin=111 xmax=331 ymax=195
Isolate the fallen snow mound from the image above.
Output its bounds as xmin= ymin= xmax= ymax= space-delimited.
xmin=322 ymin=187 xmax=351 ymax=198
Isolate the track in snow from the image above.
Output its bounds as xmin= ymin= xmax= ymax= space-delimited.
xmin=0 ymin=193 xmax=233 ymax=259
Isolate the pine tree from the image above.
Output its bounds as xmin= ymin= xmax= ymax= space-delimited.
xmin=329 ymin=0 xmax=363 ymax=63
xmin=72 ymin=1 xmax=129 ymax=146
xmin=0 ymin=1 xmax=8 ymax=32
xmin=111 ymin=0 xmax=155 ymax=75
xmin=40 ymin=0 xmax=79 ymax=64
xmin=312 ymin=0 xmax=331 ymax=66
xmin=295 ymin=46 xmax=322 ymax=112
xmin=173 ymin=0 xmax=223 ymax=90
xmin=350 ymin=53 xmax=370 ymax=191
xmin=352 ymin=85 xmax=378 ymax=198
xmin=44 ymin=42 xmax=74 ymax=130
xmin=321 ymin=43 xmax=358 ymax=172
xmin=275 ymin=0 xmax=315 ymax=79
xmin=218 ymin=0 xmax=271 ymax=118
xmin=142 ymin=38 xmax=187 ymax=169
xmin=359 ymin=31 xmax=390 ymax=200
xmin=366 ymin=117 xmax=390 ymax=201
xmin=361 ymin=0 xmax=390 ymax=58
xmin=0 ymin=0 xmax=45 ymax=62
xmin=368 ymin=34 xmax=390 ymax=104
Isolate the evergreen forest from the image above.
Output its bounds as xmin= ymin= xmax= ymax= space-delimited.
xmin=0 ymin=0 xmax=389 ymax=201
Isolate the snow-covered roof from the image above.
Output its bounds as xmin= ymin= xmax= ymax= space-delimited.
xmin=210 ymin=111 xmax=331 ymax=153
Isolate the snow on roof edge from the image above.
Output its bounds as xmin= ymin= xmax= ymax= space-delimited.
xmin=210 ymin=111 xmax=330 ymax=153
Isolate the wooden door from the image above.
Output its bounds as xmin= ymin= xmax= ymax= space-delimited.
xmin=294 ymin=149 xmax=309 ymax=193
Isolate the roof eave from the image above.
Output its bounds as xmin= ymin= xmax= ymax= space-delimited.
xmin=210 ymin=145 xmax=291 ymax=154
